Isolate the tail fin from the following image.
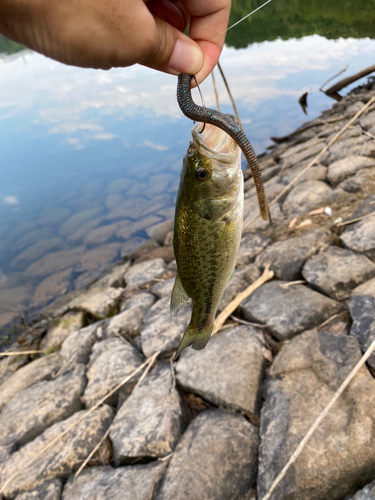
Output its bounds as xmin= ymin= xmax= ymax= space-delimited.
xmin=174 ymin=323 xmax=214 ymax=360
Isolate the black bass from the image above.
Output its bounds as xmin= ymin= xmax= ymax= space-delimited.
xmin=171 ymin=122 xmax=243 ymax=358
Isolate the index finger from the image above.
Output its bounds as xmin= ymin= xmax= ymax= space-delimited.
xmin=182 ymin=0 xmax=231 ymax=83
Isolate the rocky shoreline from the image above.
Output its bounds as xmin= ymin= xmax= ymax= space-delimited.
xmin=1 ymin=81 xmax=375 ymax=500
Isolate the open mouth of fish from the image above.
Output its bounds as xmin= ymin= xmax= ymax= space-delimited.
xmin=191 ymin=122 xmax=239 ymax=165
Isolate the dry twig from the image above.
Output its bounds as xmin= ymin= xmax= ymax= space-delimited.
xmin=336 ymin=211 xmax=375 ymax=227
xmin=262 ymin=338 xmax=375 ymax=500
xmin=244 ymin=95 xmax=375 ymax=231
xmin=0 ymin=350 xmax=44 ymax=357
xmin=211 ymin=69 xmax=221 ymax=112
xmin=212 ymin=267 xmax=274 ymax=335
xmin=217 ymin=61 xmax=243 ymax=129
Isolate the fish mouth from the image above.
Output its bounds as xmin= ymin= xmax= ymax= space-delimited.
xmin=191 ymin=123 xmax=239 ymax=165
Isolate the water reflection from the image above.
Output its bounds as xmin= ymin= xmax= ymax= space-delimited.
xmin=0 ymin=8 xmax=375 ymax=335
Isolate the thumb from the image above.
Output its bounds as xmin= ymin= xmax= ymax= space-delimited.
xmin=140 ymin=16 xmax=203 ymax=77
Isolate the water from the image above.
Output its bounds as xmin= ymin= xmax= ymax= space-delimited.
xmin=0 ymin=0 xmax=375 ymax=335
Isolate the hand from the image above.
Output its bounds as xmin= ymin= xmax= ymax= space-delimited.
xmin=0 ymin=0 xmax=231 ymax=83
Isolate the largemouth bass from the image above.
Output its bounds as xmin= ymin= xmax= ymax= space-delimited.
xmin=171 ymin=122 xmax=243 ymax=358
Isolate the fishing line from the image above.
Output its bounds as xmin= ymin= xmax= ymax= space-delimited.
xmin=208 ymin=0 xmax=273 ymax=44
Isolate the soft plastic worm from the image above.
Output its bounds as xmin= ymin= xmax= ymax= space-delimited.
xmin=177 ymin=73 xmax=269 ymax=221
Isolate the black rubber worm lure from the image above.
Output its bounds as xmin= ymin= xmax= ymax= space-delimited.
xmin=177 ymin=73 xmax=269 ymax=221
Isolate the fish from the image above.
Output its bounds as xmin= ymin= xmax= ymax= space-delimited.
xmin=171 ymin=121 xmax=244 ymax=359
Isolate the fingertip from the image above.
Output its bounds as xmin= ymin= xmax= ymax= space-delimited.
xmin=192 ymin=41 xmax=222 ymax=84
xmin=168 ymin=38 xmax=203 ymax=75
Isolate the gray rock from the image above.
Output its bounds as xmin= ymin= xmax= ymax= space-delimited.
xmin=62 ymin=463 xmax=167 ymax=500
xmin=282 ymin=181 xmax=333 ymax=216
xmin=302 ymin=246 xmax=375 ymax=300
xmin=281 ymin=164 xmax=327 ymax=184
xmin=341 ymin=216 xmax=375 ymax=260
xmin=240 ymin=282 xmax=344 ymax=341
xmin=110 ymin=363 xmax=186 ymax=461
xmin=345 ymin=480 xmax=375 ymax=499
xmin=59 ymin=322 xmax=103 ymax=370
xmin=141 ymin=296 xmax=191 ymax=357
xmin=89 ymin=261 xmax=130 ymax=289
xmin=243 ymin=195 xmax=284 ymax=234
xmin=155 ymin=410 xmax=259 ymax=500
xmin=339 ymin=167 xmax=375 ymax=193
xmin=219 ymin=264 xmax=261 ymax=312
xmin=0 ymin=406 xmax=114 ymax=498
xmin=327 ymin=156 xmax=375 ymax=185
xmin=124 ymin=258 xmax=167 ymax=290
xmin=146 ymin=219 xmax=174 ymax=243
xmin=83 ymin=338 xmax=144 ymax=407
xmin=0 ymin=365 xmax=86 ymax=451
xmin=323 ymin=136 xmax=366 ymax=164
xmin=107 ymin=293 xmax=156 ymax=339
xmin=30 ymin=267 xmax=74 ymax=308
xmin=256 ymin=229 xmax=332 ymax=281
xmin=176 ymin=326 xmax=266 ymax=415
xmin=0 ymin=353 xmax=60 ymax=412
xmin=257 ymin=330 xmax=375 ymax=500
xmin=40 ymin=311 xmax=84 ymax=351
xmin=236 ymin=232 xmax=271 ymax=267
xmin=15 ymin=479 xmax=62 ymax=500
xmin=0 ymin=349 xmax=29 ymax=386
xmin=360 ymin=110 xmax=375 ymax=130
xmin=280 ymin=137 xmax=325 ymax=165
xmin=66 ymin=286 xmax=123 ymax=318
xmin=151 ymin=278 xmax=175 ymax=299
xmin=349 ymin=277 xmax=375 ymax=372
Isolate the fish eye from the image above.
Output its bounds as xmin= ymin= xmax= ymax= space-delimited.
xmin=195 ymin=167 xmax=210 ymax=182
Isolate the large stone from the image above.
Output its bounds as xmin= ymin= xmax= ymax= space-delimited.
xmin=341 ymin=216 xmax=375 ymax=260
xmin=135 ymin=246 xmax=175 ymax=264
xmin=240 ymin=282 xmax=344 ymax=341
xmin=83 ymin=222 xmax=129 ymax=245
xmin=59 ymin=322 xmax=103 ymax=370
xmin=345 ymin=480 xmax=375 ymax=499
xmin=257 ymin=330 xmax=375 ymax=500
xmin=67 ymin=286 xmax=123 ymax=318
xmin=349 ymin=277 xmax=375 ymax=371
xmin=236 ymin=232 xmax=271 ymax=267
xmin=0 ymin=353 xmax=60 ymax=412
xmin=323 ymin=136 xmax=366 ymax=164
xmin=40 ymin=311 xmax=84 ymax=351
xmin=327 ymin=156 xmax=375 ymax=185
xmin=282 ymin=181 xmax=333 ymax=216
xmin=124 ymin=258 xmax=167 ymax=290
xmin=256 ymin=229 xmax=332 ymax=281
xmin=151 ymin=279 xmax=175 ymax=299
xmin=110 ymin=363 xmax=186 ymax=461
xmin=0 ymin=406 xmax=114 ymax=498
xmin=155 ymin=410 xmax=259 ymax=500
xmin=30 ymin=267 xmax=74 ymax=308
xmin=83 ymin=338 xmax=144 ymax=407
xmin=140 ymin=296 xmax=191 ymax=357
xmin=302 ymin=246 xmax=375 ymax=300
xmin=0 ymin=365 xmax=86 ymax=451
xmin=62 ymin=463 xmax=166 ymax=500
xmin=176 ymin=326 xmax=266 ymax=416
xmin=14 ymin=479 xmax=62 ymax=500
xmin=106 ymin=293 xmax=156 ymax=339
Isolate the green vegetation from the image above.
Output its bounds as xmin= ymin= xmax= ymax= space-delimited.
xmin=0 ymin=34 xmax=24 ymax=55
xmin=227 ymin=0 xmax=375 ymax=48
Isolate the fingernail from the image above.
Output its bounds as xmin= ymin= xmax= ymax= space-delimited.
xmin=169 ymin=39 xmax=203 ymax=74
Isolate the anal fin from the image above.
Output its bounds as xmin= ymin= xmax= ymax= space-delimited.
xmin=170 ymin=273 xmax=190 ymax=316
xmin=174 ymin=323 xmax=214 ymax=360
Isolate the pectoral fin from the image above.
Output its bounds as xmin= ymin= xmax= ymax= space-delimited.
xmin=174 ymin=323 xmax=214 ymax=360
xmin=170 ymin=273 xmax=190 ymax=316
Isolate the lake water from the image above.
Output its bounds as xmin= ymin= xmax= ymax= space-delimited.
xmin=1 ymin=0 xmax=375 ymax=337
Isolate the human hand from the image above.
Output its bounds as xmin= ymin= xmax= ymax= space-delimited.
xmin=0 ymin=0 xmax=231 ymax=83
